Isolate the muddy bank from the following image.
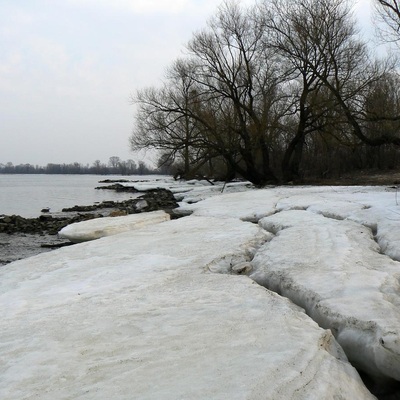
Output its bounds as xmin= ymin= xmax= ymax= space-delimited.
xmin=0 ymin=233 xmax=73 ymax=265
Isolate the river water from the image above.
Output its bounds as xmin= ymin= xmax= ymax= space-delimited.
xmin=0 ymin=174 xmax=165 ymax=218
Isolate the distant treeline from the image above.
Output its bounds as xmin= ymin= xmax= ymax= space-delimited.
xmin=0 ymin=157 xmax=167 ymax=175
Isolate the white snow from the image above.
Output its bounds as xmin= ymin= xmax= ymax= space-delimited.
xmin=252 ymin=209 xmax=400 ymax=381
xmin=58 ymin=210 xmax=170 ymax=242
xmin=0 ymin=214 xmax=374 ymax=399
xmin=177 ymin=188 xmax=279 ymax=221
xmin=180 ymin=184 xmax=400 ymax=383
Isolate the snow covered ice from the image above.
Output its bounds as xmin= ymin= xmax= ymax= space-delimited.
xmin=58 ymin=210 xmax=170 ymax=243
xmin=2 ymin=182 xmax=400 ymax=398
xmin=183 ymin=185 xmax=400 ymax=385
xmin=252 ymin=210 xmax=400 ymax=382
xmin=0 ymin=214 xmax=373 ymax=399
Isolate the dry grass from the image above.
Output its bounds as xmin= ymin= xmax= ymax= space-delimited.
xmin=302 ymin=169 xmax=400 ymax=186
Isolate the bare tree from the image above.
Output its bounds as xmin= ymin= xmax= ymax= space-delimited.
xmin=261 ymin=0 xmax=347 ymax=180
xmin=130 ymin=0 xmax=400 ymax=183
xmin=108 ymin=156 xmax=121 ymax=169
xmin=268 ymin=0 xmax=400 ymax=152
xmin=131 ymin=1 xmax=287 ymax=185
xmin=362 ymin=71 xmax=400 ymax=167
xmin=375 ymin=0 xmax=400 ymax=44
xmin=126 ymin=159 xmax=137 ymax=174
xmin=92 ymin=159 xmax=102 ymax=173
xmin=131 ymin=59 xmax=212 ymax=179
xmin=182 ymin=1 xmax=288 ymax=184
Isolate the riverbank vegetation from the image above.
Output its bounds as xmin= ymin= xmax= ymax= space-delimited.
xmin=130 ymin=0 xmax=400 ymax=185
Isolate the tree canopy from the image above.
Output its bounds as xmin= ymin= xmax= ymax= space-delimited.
xmin=131 ymin=0 xmax=400 ymax=184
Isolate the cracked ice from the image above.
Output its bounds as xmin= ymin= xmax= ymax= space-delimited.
xmin=1 ymin=182 xmax=400 ymax=399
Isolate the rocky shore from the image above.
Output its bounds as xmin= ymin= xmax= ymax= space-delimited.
xmin=0 ymin=186 xmax=179 ymax=265
xmin=0 ymin=214 xmax=102 ymax=235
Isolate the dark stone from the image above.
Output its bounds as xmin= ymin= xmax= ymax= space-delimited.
xmin=62 ymin=205 xmax=98 ymax=212
xmin=2 ymin=216 xmax=11 ymax=224
xmin=137 ymin=189 xmax=178 ymax=212
xmin=39 ymin=215 xmax=53 ymax=221
xmin=0 ymin=213 xmax=103 ymax=235
xmin=40 ymin=242 xmax=74 ymax=249
xmin=95 ymin=183 xmax=138 ymax=192
xmin=60 ymin=188 xmax=179 ymax=216
xmin=98 ymin=179 xmax=131 ymax=183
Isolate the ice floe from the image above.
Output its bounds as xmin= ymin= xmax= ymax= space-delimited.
xmin=180 ymin=185 xmax=400 ymax=388
xmin=251 ymin=209 xmax=400 ymax=382
xmin=58 ymin=210 xmax=170 ymax=242
xmin=178 ymin=188 xmax=279 ymax=221
xmin=0 ymin=215 xmax=374 ymax=399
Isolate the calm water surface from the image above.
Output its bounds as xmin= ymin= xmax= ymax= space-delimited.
xmin=0 ymin=174 xmax=165 ymax=218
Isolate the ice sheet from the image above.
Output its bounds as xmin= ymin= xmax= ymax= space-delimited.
xmin=0 ymin=215 xmax=374 ymax=399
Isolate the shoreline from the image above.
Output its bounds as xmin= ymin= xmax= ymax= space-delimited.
xmin=2 ymin=171 xmax=399 ymax=266
xmin=0 ymin=186 xmax=179 ymax=266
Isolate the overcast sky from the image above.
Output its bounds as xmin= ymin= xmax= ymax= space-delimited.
xmin=0 ymin=0 xmax=376 ymax=167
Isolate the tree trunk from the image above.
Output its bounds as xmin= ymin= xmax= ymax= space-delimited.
xmin=282 ymin=132 xmax=306 ymax=182
xmin=282 ymin=85 xmax=309 ymax=182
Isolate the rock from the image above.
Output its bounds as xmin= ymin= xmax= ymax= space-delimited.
xmin=40 ymin=242 xmax=73 ymax=249
xmin=2 ymin=216 xmax=12 ymax=224
xmin=95 ymin=183 xmax=138 ymax=192
xmin=0 ymin=213 xmax=101 ymax=235
xmin=62 ymin=205 xmax=98 ymax=212
xmin=61 ymin=188 xmax=178 ymax=215
xmin=135 ymin=199 xmax=148 ymax=211
xmin=109 ymin=210 xmax=128 ymax=217
xmin=98 ymin=179 xmax=131 ymax=183
xmin=138 ymin=188 xmax=178 ymax=211
xmin=39 ymin=214 xmax=53 ymax=221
